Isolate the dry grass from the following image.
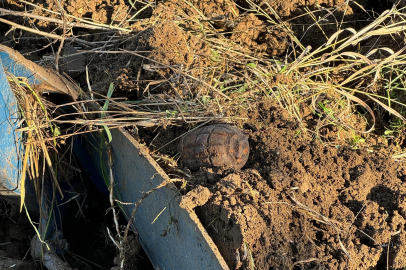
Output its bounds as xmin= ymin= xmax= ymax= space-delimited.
xmin=4 ymin=1 xmax=406 ymax=148
xmin=4 ymin=1 xmax=406 ymax=268
xmin=7 ymin=74 xmax=63 ymax=208
xmin=159 ymin=1 xmax=406 ymax=137
xmin=5 ymin=0 xmax=406 ymax=221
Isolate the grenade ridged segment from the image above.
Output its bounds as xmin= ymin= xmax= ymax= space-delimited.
xmin=178 ymin=124 xmax=249 ymax=171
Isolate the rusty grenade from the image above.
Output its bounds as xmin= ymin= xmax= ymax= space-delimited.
xmin=178 ymin=124 xmax=249 ymax=171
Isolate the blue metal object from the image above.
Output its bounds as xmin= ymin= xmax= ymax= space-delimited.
xmin=0 ymin=44 xmax=229 ymax=269
xmin=0 ymin=50 xmax=45 ymax=86
xmin=0 ymin=46 xmax=50 ymax=197
xmin=0 ymin=51 xmax=29 ymax=206
xmin=0 ymin=45 xmax=78 ymax=211
xmin=77 ymin=129 xmax=229 ymax=270
xmin=72 ymin=136 xmax=109 ymax=196
xmin=0 ymin=52 xmax=38 ymax=213
xmin=0 ymin=46 xmax=73 ymax=240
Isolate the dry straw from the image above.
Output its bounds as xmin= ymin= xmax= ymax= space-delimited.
xmin=4 ymin=1 xmax=406 ymax=269
xmin=5 ymin=0 xmax=406 ymax=227
xmin=6 ymin=0 xmax=405 ymax=145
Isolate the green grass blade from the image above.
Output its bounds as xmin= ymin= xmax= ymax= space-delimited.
xmin=102 ymin=83 xmax=114 ymax=143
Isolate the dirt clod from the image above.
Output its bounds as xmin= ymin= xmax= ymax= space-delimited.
xmin=180 ymin=186 xmax=211 ymax=211
xmin=188 ymin=102 xmax=406 ymax=270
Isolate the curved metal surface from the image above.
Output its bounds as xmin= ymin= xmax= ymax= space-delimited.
xmin=0 ymin=56 xmax=22 ymax=195
xmin=79 ymin=129 xmax=229 ymax=270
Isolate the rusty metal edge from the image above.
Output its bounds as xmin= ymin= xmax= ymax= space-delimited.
xmin=0 ymin=45 xmax=79 ymax=100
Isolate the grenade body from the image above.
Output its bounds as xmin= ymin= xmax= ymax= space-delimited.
xmin=178 ymin=124 xmax=249 ymax=171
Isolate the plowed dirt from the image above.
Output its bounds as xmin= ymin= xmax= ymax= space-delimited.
xmin=184 ymin=101 xmax=406 ymax=269
xmin=2 ymin=0 xmax=406 ymax=269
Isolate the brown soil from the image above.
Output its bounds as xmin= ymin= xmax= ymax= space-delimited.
xmin=181 ymin=101 xmax=406 ymax=269
xmin=2 ymin=0 xmax=406 ymax=269
xmin=79 ymin=0 xmax=387 ymax=98
xmin=31 ymin=0 xmax=131 ymax=25
xmin=84 ymin=0 xmax=406 ymax=267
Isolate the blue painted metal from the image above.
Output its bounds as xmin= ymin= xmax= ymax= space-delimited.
xmin=0 ymin=48 xmax=49 ymax=214
xmin=77 ymin=129 xmax=229 ymax=270
xmin=0 ymin=45 xmax=79 ymax=99
xmin=72 ymin=136 xmax=109 ymax=196
xmin=0 ymin=45 xmax=228 ymax=269
xmin=0 ymin=53 xmax=24 ymax=199
xmin=0 ymin=48 xmax=75 ymax=250
xmin=0 ymin=48 xmax=72 ymax=216
xmin=0 ymin=51 xmax=44 ymax=86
